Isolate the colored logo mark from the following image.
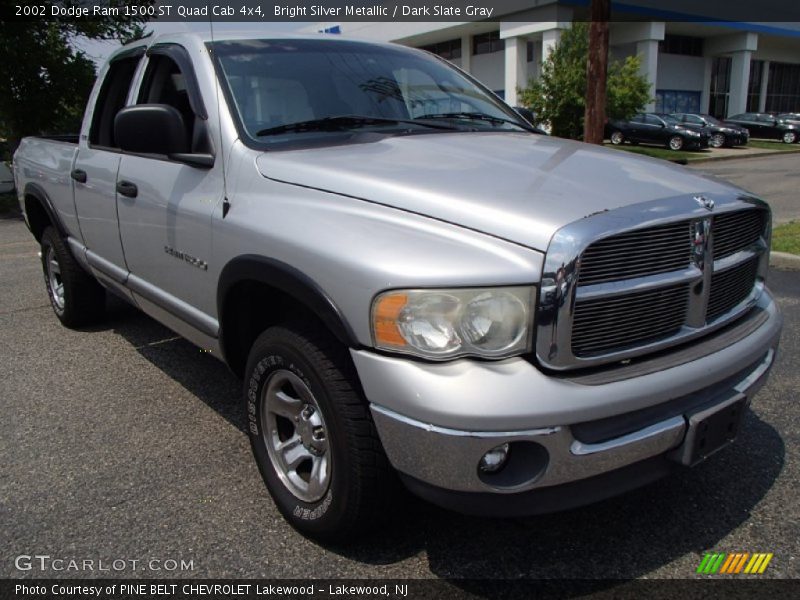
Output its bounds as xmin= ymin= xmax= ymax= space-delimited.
xmin=697 ymin=552 xmax=773 ymax=574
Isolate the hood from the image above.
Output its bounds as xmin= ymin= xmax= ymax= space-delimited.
xmin=256 ymin=132 xmax=742 ymax=251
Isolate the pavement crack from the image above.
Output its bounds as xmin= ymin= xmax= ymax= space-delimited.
xmin=0 ymin=304 xmax=50 ymax=316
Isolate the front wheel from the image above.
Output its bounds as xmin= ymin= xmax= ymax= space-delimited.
xmin=40 ymin=227 xmax=105 ymax=328
xmin=782 ymin=131 xmax=797 ymax=144
xmin=244 ymin=325 xmax=393 ymax=542
xmin=668 ymin=135 xmax=685 ymax=151
xmin=609 ymin=130 xmax=625 ymax=145
xmin=709 ymin=133 xmax=727 ymax=148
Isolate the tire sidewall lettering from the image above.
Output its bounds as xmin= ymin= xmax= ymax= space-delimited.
xmin=247 ymin=351 xmax=333 ymax=521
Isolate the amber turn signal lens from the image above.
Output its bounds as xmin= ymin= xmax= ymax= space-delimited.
xmin=373 ymin=293 xmax=408 ymax=347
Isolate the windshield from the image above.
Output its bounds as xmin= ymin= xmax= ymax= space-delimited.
xmin=210 ymin=39 xmax=529 ymax=147
xmin=660 ymin=114 xmax=681 ymax=125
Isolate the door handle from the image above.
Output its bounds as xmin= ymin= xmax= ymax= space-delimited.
xmin=70 ymin=169 xmax=87 ymax=183
xmin=116 ymin=180 xmax=138 ymax=198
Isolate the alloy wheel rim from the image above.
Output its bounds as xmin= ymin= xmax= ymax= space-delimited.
xmin=670 ymin=137 xmax=683 ymax=150
xmin=784 ymin=132 xmax=796 ymax=143
xmin=45 ymin=246 xmax=65 ymax=312
xmin=261 ymin=369 xmax=331 ymax=503
xmin=611 ymin=132 xmax=623 ymax=144
xmin=710 ymin=133 xmax=725 ymax=148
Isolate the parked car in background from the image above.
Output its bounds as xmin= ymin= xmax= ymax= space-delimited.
xmin=606 ymin=113 xmax=708 ymax=150
xmin=0 ymin=162 xmax=15 ymax=194
xmin=725 ymin=112 xmax=799 ymax=143
xmin=670 ymin=113 xmax=749 ymax=148
xmin=776 ymin=112 xmax=800 ymax=125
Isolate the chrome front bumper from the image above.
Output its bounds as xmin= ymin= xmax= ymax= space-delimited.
xmin=354 ymin=291 xmax=781 ymax=497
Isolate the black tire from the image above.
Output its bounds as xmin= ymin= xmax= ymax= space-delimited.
xmin=668 ymin=135 xmax=684 ymax=151
xmin=709 ymin=132 xmax=727 ymax=148
xmin=244 ymin=324 xmax=393 ymax=542
xmin=609 ymin=130 xmax=625 ymax=145
xmin=40 ymin=226 xmax=105 ymax=328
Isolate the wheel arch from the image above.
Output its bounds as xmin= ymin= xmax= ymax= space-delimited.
xmin=217 ymin=255 xmax=360 ymax=378
xmin=23 ymin=183 xmax=67 ymax=242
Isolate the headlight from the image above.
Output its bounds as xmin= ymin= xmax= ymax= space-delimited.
xmin=371 ymin=287 xmax=534 ymax=360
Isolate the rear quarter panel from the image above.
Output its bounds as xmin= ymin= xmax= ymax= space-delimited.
xmin=14 ymin=138 xmax=81 ymax=238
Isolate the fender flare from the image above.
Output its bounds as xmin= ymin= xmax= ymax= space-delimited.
xmin=23 ymin=182 xmax=68 ymax=239
xmin=217 ymin=255 xmax=360 ymax=360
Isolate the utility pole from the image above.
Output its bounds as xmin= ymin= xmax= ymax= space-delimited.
xmin=584 ymin=0 xmax=611 ymax=144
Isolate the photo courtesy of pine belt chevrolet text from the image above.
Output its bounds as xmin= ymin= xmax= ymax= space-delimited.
xmin=12 ymin=32 xmax=783 ymax=542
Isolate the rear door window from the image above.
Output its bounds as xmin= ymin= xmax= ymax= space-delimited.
xmin=89 ymin=55 xmax=142 ymax=148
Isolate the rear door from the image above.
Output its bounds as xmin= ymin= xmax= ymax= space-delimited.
xmin=116 ymin=45 xmax=223 ymax=325
xmin=73 ymin=51 xmax=144 ymax=272
xmin=755 ymin=114 xmax=779 ymax=139
xmin=731 ymin=113 xmax=761 ymax=137
xmin=626 ymin=114 xmax=645 ymax=142
xmin=640 ymin=114 xmax=665 ymax=143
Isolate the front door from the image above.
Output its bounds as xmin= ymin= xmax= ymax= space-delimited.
xmin=116 ymin=49 xmax=224 ymax=325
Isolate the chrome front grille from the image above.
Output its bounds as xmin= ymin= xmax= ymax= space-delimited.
xmin=713 ymin=210 xmax=765 ymax=259
xmin=572 ymin=283 xmax=689 ymax=356
xmin=578 ymin=222 xmax=692 ymax=285
xmin=707 ymin=257 xmax=760 ymax=322
xmin=537 ymin=196 xmax=770 ymax=370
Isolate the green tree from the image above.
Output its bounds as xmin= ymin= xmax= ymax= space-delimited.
xmin=519 ymin=22 xmax=651 ymax=140
xmin=0 ymin=1 xmax=151 ymax=156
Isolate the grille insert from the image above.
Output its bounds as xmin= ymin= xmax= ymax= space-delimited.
xmin=714 ymin=210 xmax=765 ymax=259
xmin=707 ymin=258 xmax=759 ymax=322
xmin=572 ymin=283 xmax=690 ymax=357
xmin=578 ymin=222 xmax=692 ymax=285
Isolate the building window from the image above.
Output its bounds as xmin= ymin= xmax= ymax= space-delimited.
xmin=473 ymin=31 xmax=504 ymax=55
xmin=526 ymin=41 xmax=535 ymax=63
xmin=747 ymin=60 xmax=764 ymax=112
xmin=709 ymin=56 xmax=731 ymax=118
xmin=659 ymin=34 xmax=704 ymax=57
xmin=419 ymin=38 xmax=461 ymax=61
xmin=656 ymin=90 xmax=701 ymax=114
xmin=766 ymin=62 xmax=800 ymax=113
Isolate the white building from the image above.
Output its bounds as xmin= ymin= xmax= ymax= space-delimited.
xmin=312 ymin=1 xmax=800 ymax=118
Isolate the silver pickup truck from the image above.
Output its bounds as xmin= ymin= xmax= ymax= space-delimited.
xmin=14 ymin=32 xmax=782 ymax=541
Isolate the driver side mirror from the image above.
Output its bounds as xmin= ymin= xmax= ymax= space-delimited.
xmin=513 ymin=106 xmax=536 ymax=126
xmin=114 ymin=104 xmax=214 ymax=168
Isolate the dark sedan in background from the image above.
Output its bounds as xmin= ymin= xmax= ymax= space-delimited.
xmin=606 ymin=113 xmax=708 ymax=150
xmin=670 ymin=113 xmax=749 ymax=148
xmin=777 ymin=113 xmax=800 ymax=125
xmin=725 ymin=112 xmax=799 ymax=143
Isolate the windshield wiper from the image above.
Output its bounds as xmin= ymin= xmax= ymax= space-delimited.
xmin=419 ymin=112 xmax=540 ymax=133
xmin=255 ymin=115 xmax=460 ymax=137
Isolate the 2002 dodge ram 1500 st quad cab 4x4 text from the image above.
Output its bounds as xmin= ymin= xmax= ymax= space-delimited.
xmin=14 ymin=33 xmax=782 ymax=542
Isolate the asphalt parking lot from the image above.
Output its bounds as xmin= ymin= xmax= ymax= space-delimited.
xmin=1 ymin=172 xmax=798 ymax=585
xmin=689 ymin=153 xmax=800 ymax=224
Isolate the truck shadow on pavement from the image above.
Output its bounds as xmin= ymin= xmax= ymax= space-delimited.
xmin=100 ymin=296 xmax=785 ymax=589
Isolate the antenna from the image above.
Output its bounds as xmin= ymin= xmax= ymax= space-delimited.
xmin=209 ymin=17 xmax=231 ymax=218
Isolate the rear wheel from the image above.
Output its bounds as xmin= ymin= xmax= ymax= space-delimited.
xmin=782 ymin=131 xmax=797 ymax=144
xmin=244 ymin=324 xmax=393 ymax=542
xmin=709 ymin=133 xmax=726 ymax=148
xmin=668 ymin=135 xmax=684 ymax=151
xmin=610 ymin=130 xmax=625 ymax=145
xmin=40 ymin=227 xmax=105 ymax=327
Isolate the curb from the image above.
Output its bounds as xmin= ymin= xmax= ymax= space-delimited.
xmin=685 ymin=149 xmax=800 ymax=165
xmin=770 ymin=251 xmax=800 ymax=271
